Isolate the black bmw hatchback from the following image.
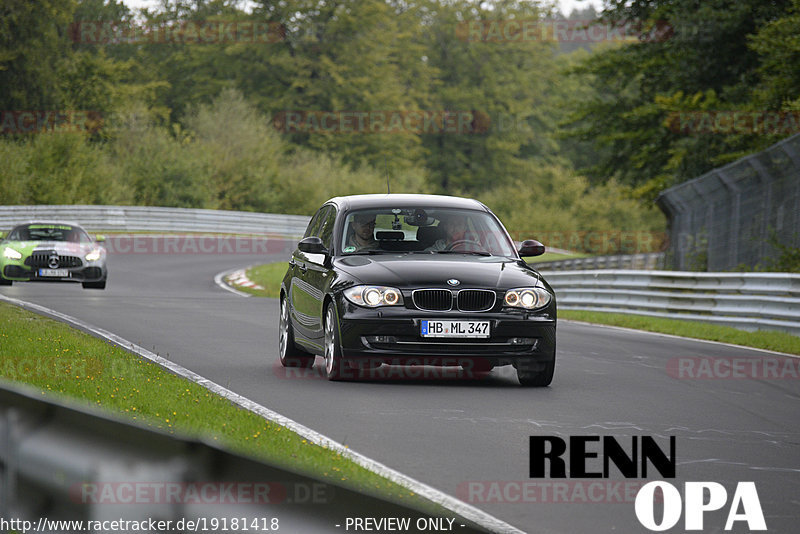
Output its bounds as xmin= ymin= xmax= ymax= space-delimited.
xmin=279 ymin=194 xmax=556 ymax=386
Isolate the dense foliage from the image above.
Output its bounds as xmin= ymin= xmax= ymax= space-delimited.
xmin=563 ymin=0 xmax=800 ymax=200
xmin=2 ymin=0 xmax=798 ymax=253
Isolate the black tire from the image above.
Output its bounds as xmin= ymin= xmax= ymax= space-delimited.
xmin=516 ymin=354 xmax=556 ymax=387
xmin=279 ymin=297 xmax=314 ymax=368
xmin=0 ymin=277 xmax=11 ymax=286
xmin=82 ymin=280 xmax=106 ymax=289
xmin=323 ymin=302 xmax=346 ymax=381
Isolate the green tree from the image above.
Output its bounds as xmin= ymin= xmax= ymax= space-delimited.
xmin=749 ymin=0 xmax=800 ymax=111
xmin=562 ymin=0 xmax=794 ymax=200
xmin=1 ymin=0 xmax=76 ymax=110
xmin=417 ymin=0 xmax=564 ymax=193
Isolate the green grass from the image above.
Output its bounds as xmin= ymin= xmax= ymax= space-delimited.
xmin=0 ymin=302 xmax=448 ymax=513
xmin=560 ymin=310 xmax=800 ymax=355
xmin=229 ymin=262 xmax=288 ymax=297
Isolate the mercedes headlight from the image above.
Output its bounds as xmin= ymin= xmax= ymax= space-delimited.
xmin=504 ymin=287 xmax=551 ymax=310
xmin=343 ymin=285 xmax=404 ymax=307
xmin=2 ymin=247 xmax=22 ymax=260
xmin=85 ymin=249 xmax=102 ymax=262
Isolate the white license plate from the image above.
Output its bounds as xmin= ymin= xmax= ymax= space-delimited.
xmin=38 ymin=269 xmax=69 ymax=277
xmin=421 ymin=320 xmax=490 ymax=338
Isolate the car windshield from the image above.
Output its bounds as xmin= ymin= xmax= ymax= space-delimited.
xmin=8 ymin=224 xmax=92 ymax=243
xmin=340 ymin=207 xmax=516 ymax=257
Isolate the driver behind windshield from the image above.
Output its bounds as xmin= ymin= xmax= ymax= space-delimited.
xmin=427 ymin=213 xmax=474 ymax=251
xmin=346 ymin=213 xmax=380 ymax=251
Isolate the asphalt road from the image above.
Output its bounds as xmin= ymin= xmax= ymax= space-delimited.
xmin=3 ymin=249 xmax=799 ymax=534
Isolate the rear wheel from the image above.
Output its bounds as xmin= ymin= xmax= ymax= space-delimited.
xmin=279 ymin=297 xmax=314 ymax=368
xmin=324 ymin=303 xmax=345 ymax=381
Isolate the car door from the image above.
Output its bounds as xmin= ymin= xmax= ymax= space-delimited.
xmin=303 ymin=205 xmax=338 ymax=343
xmin=289 ymin=206 xmax=329 ymax=349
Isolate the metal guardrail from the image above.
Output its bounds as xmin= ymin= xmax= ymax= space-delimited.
xmin=0 ymin=382 xmax=487 ymax=534
xmin=539 ymin=270 xmax=800 ymax=335
xmin=529 ymin=253 xmax=665 ymax=271
xmin=0 ymin=205 xmax=311 ymax=237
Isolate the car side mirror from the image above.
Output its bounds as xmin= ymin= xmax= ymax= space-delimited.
xmin=298 ymin=236 xmax=328 ymax=255
xmin=518 ymin=239 xmax=545 ymax=257
xmin=95 ymin=234 xmax=106 ymax=243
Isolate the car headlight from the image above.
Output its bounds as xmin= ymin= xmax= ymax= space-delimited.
xmin=2 ymin=247 xmax=22 ymax=260
xmin=85 ymin=249 xmax=102 ymax=262
xmin=343 ymin=285 xmax=404 ymax=307
xmin=504 ymin=287 xmax=552 ymax=310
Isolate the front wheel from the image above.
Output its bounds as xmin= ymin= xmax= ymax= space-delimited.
xmin=516 ymin=356 xmax=555 ymax=387
xmin=82 ymin=280 xmax=106 ymax=289
xmin=324 ymin=303 xmax=346 ymax=381
xmin=0 ymin=277 xmax=11 ymax=286
xmin=279 ymin=297 xmax=314 ymax=368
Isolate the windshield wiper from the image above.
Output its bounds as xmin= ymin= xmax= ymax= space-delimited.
xmin=346 ymin=250 xmax=387 ymax=255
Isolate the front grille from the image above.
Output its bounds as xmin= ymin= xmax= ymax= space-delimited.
xmin=457 ymin=289 xmax=496 ymax=312
xmin=412 ymin=289 xmax=453 ymax=311
xmin=25 ymin=253 xmax=82 ymax=269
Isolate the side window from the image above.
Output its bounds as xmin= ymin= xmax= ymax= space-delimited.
xmin=318 ymin=206 xmax=338 ymax=250
xmin=303 ymin=206 xmax=328 ymax=239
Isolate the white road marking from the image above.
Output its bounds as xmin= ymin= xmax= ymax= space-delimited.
xmin=213 ymin=267 xmax=253 ymax=297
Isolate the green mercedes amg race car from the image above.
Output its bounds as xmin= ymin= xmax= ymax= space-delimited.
xmin=0 ymin=222 xmax=107 ymax=289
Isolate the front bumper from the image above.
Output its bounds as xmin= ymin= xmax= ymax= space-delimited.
xmin=2 ymin=263 xmax=106 ymax=282
xmin=335 ymin=296 xmax=556 ymax=368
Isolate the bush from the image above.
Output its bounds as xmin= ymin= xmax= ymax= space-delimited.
xmin=479 ymin=163 xmax=666 ymax=254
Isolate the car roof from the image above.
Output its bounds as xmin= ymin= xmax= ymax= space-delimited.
xmin=327 ymin=194 xmax=490 ymax=212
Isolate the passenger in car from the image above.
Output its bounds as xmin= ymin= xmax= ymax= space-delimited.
xmin=427 ymin=214 xmax=472 ymax=251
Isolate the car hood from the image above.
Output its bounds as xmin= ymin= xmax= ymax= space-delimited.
xmin=334 ymin=254 xmax=540 ymax=289
xmin=3 ymin=241 xmax=95 ymax=256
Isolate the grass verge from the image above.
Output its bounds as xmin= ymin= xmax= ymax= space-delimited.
xmin=560 ymin=310 xmax=800 ymax=355
xmin=0 ymin=301 xmax=448 ymax=514
xmin=228 ymin=263 xmax=287 ymax=297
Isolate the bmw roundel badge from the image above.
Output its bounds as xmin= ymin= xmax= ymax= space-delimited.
xmin=447 ymin=279 xmax=460 ymax=286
